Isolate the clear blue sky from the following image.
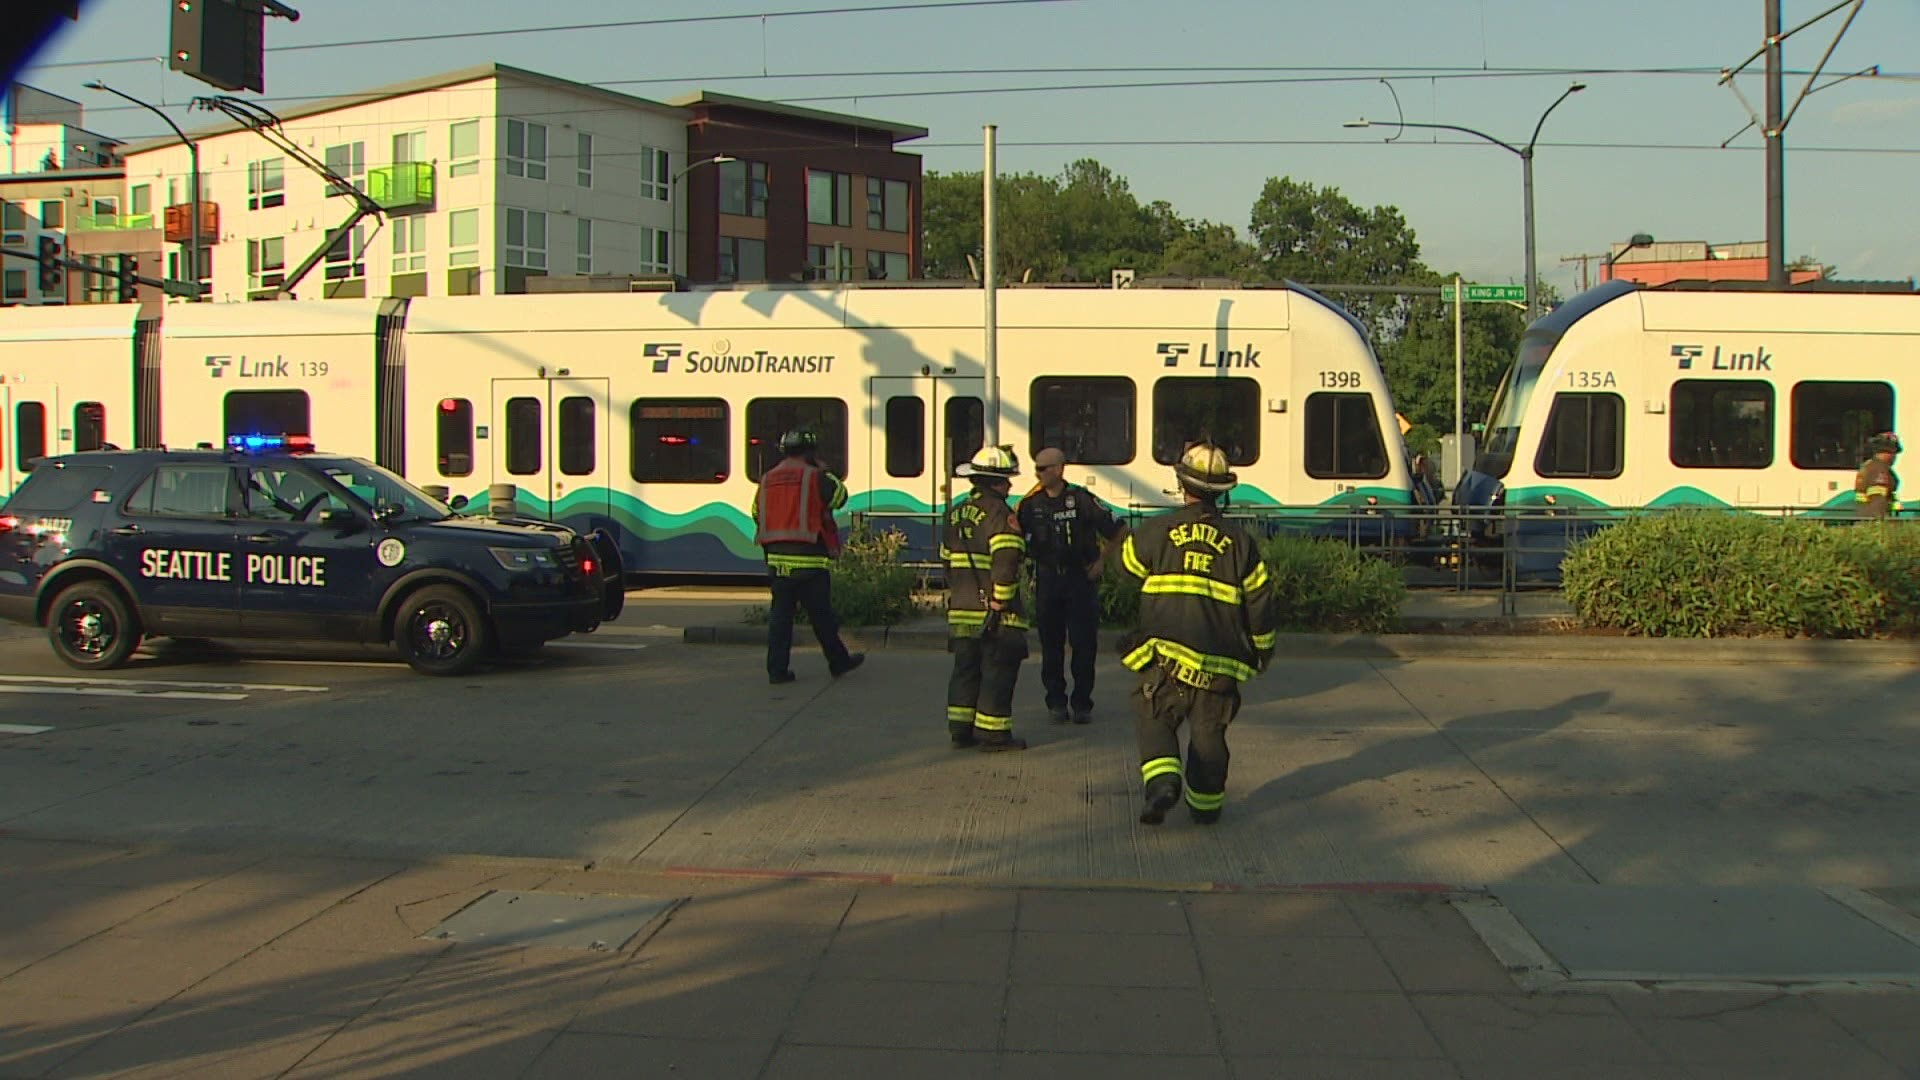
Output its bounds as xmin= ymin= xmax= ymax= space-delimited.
xmin=18 ymin=0 xmax=1920 ymax=293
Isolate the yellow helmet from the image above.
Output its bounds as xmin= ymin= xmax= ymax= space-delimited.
xmin=1175 ymin=441 xmax=1237 ymax=493
xmin=956 ymin=444 xmax=1020 ymax=479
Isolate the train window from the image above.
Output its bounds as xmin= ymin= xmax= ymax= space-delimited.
xmin=746 ymin=398 xmax=847 ymax=481
xmin=884 ymin=396 xmax=925 ymax=478
xmin=1791 ymin=381 xmax=1892 ymax=470
xmin=504 ymin=397 xmax=542 ymax=476
xmin=73 ymin=402 xmax=106 ymax=452
xmin=1303 ymin=393 xmax=1388 ymax=480
xmin=558 ymin=396 xmax=595 ymax=476
xmin=1152 ymin=377 xmax=1259 ymax=466
xmin=1030 ymin=377 xmax=1134 ymax=465
xmin=1535 ymin=393 xmax=1624 ymax=479
xmin=224 ymin=390 xmax=310 ymax=441
xmin=945 ymin=396 xmax=984 ymax=476
xmin=15 ymin=402 xmax=46 ymax=471
xmin=1671 ymin=380 xmax=1772 ymax=469
xmin=436 ymin=398 xmax=474 ymax=477
xmin=631 ymin=398 xmax=728 ymax=483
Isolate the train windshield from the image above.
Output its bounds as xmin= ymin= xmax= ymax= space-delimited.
xmin=1477 ymin=333 xmax=1558 ymax=479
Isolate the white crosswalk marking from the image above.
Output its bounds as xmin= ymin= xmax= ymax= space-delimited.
xmin=548 ymin=641 xmax=650 ymax=651
xmin=0 ymin=674 xmax=327 ymax=693
xmin=0 ymin=723 xmax=55 ymax=735
xmin=0 ymin=684 xmax=246 ymax=701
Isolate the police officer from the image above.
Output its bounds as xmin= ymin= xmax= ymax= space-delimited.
xmin=1018 ymin=447 xmax=1125 ymax=725
xmin=752 ymin=429 xmax=864 ymax=684
xmin=1855 ymin=431 xmax=1902 ymax=519
xmin=942 ymin=445 xmax=1030 ymax=751
xmin=1118 ymin=442 xmax=1279 ymax=825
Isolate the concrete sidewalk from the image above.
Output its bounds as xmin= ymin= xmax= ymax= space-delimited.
xmin=3 ymin=835 xmax=1913 ymax=1079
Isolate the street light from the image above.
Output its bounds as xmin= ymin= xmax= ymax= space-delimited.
xmin=84 ymin=80 xmax=200 ymax=299
xmin=1345 ymin=81 xmax=1585 ymax=322
xmin=1603 ymin=232 xmax=1656 ymax=281
xmin=667 ymin=154 xmax=736 ymax=278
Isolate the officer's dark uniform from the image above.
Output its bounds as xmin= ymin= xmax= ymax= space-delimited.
xmin=943 ymin=445 xmax=1030 ymax=751
xmin=1855 ymin=432 xmax=1902 ymax=519
xmin=753 ymin=430 xmax=863 ymax=684
xmin=1018 ymin=462 xmax=1123 ymax=724
xmin=1119 ymin=443 xmax=1279 ymax=825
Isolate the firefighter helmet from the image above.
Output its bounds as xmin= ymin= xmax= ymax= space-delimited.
xmin=777 ymin=429 xmax=819 ymax=454
xmin=1867 ymin=431 xmax=1902 ymax=456
xmin=1175 ymin=441 xmax=1238 ymax=493
xmin=956 ymin=444 xmax=1020 ymax=479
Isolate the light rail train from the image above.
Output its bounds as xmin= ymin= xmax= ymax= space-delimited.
xmin=0 ymin=282 xmax=1419 ymax=576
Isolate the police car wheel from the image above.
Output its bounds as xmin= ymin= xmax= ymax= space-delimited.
xmin=394 ymin=585 xmax=490 ymax=676
xmin=47 ymin=581 xmax=142 ymax=671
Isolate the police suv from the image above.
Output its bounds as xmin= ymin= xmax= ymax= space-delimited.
xmin=0 ymin=436 xmax=623 ymax=675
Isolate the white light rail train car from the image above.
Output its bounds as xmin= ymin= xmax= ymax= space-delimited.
xmin=1455 ymin=279 xmax=1920 ymax=521
xmin=0 ymin=282 xmax=1417 ymax=576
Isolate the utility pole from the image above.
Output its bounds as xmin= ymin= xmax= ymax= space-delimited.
xmin=1765 ymin=0 xmax=1785 ymax=286
xmin=1558 ymin=252 xmax=1602 ymax=293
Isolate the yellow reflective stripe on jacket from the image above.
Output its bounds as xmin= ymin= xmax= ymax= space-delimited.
xmin=1120 ymin=534 xmax=1148 ymax=579
xmin=947 ymin=552 xmax=995 ymax=570
xmin=767 ymin=553 xmax=832 ymax=572
xmin=1185 ymin=789 xmax=1225 ymax=811
xmin=992 ymin=583 xmax=1019 ymax=601
xmin=1141 ymin=573 xmax=1242 ymax=605
xmin=989 ymin=532 xmax=1027 ymax=554
xmin=1862 ymin=486 xmax=1891 ymax=498
xmin=1140 ymin=757 xmax=1182 ymax=784
xmin=1251 ymin=630 xmax=1277 ymax=650
xmin=949 ymin=609 xmax=989 ymax=625
xmin=1122 ymin=637 xmax=1259 ymax=682
xmin=1242 ymin=562 xmax=1269 ymax=593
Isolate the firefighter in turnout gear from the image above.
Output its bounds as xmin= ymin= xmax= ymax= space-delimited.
xmin=1855 ymin=431 xmax=1902 ymax=519
xmin=943 ymin=445 xmax=1031 ymax=751
xmin=1119 ymin=442 xmax=1279 ymax=825
xmin=752 ymin=429 xmax=864 ymax=684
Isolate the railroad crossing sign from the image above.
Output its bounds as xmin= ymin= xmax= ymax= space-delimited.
xmin=1440 ymin=283 xmax=1526 ymax=303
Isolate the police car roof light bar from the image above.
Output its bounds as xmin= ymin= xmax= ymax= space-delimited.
xmin=226 ymin=434 xmax=315 ymax=454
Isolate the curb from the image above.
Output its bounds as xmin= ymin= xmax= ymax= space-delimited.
xmin=683 ymin=623 xmax=1920 ymax=665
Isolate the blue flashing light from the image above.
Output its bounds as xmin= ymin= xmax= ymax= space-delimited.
xmin=226 ymin=433 xmax=316 ymax=454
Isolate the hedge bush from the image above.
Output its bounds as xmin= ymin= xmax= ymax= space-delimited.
xmin=744 ymin=525 xmax=935 ymax=627
xmin=1561 ymin=512 xmax=1920 ymax=638
xmin=1095 ymin=532 xmax=1404 ymax=634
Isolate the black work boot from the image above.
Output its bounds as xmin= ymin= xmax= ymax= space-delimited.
xmin=830 ymin=653 xmax=866 ymax=678
xmin=949 ymin=721 xmax=978 ymax=749
xmin=1139 ymin=777 xmax=1181 ymax=825
xmin=1071 ymin=707 xmax=1092 ymax=725
xmin=976 ymin=730 xmax=1028 ymax=752
xmin=1048 ymin=706 xmax=1071 ymax=725
xmin=1189 ymin=806 xmax=1223 ymax=826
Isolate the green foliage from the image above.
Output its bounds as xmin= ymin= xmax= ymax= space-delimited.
xmin=1562 ymin=513 xmax=1920 ymax=638
xmin=1257 ymin=535 xmax=1406 ymax=634
xmin=743 ymin=526 xmax=934 ymax=627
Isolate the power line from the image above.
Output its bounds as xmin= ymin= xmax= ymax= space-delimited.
xmin=27 ymin=0 xmax=1082 ymax=70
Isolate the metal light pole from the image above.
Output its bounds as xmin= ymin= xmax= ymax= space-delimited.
xmin=667 ymin=154 xmax=735 ymax=278
xmin=1602 ymin=232 xmax=1655 ymax=282
xmin=86 ymin=80 xmax=199 ymax=298
xmin=983 ymin=124 xmax=998 ymax=445
xmin=1345 ymin=81 xmax=1585 ymax=323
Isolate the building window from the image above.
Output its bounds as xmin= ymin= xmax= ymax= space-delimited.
xmin=392 ymin=130 xmax=424 ymax=165
xmin=224 ymin=390 xmax=310 ymax=438
xmin=505 ymin=396 xmax=541 ymax=475
xmin=1303 ymin=392 xmax=1389 ymax=479
xmin=247 ymin=158 xmax=285 ymax=209
xmin=639 ymin=226 xmax=669 ymax=274
xmin=1535 ymin=393 xmax=1624 ymax=479
xmin=324 ymin=225 xmax=365 ymax=279
xmin=946 ymin=396 xmax=984 ymax=476
xmin=505 ymin=208 xmax=547 ymax=269
xmin=38 ymin=200 xmax=63 ymax=229
xmin=630 ymin=399 xmax=728 ymax=483
xmin=576 ymin=218 xmax=592 ymax=274
xmin=448 ymin=120 xmax=480 ymax=178
xmin=324 ymin=141 xmax=365 ymax=194
xmin=73 ymin=402 xmax=106 ymax=452
xmin=866 ymin=250 xmax=909 ymax=281
xmin=436 ymin=398 xmax=473 ymax=476
xmin=640 ymin=147 xmax=669 ymax=201
xmin=867 ymin=176 xmax=908 ymax=232
xmin=2 ymin=201 xmax=25 ymax=231
xmin=807 ymin=169 xmax=852 ymax=226
xmin=558 ymin=396 xmax=595 ymax=476
xmin=449 ymin=208 xmax=479 ymax=267
xmin=393 ymin=216 xmax=427 ymax=272
xmin=247 ymin=236 xmax=286 ymax=293
xmin=884 ymin=395 xmax=925 ymax=477
xmin=576 ymin=132 xmax=593 ymax=188
xmin=505 ymin=118 xmax=547 ymax=180
xmin=129 ymin=184 xmax=151 ymax=216
xmin=1152 ymin=377 xmax=1259 ymax=466
xmin=807 ymin=244 xmax=853 ymax=281
xmin=747 ymin=398 xmax=847 ymax=481
xmin=718 ymin=236 xmax=765 ymax=282
xmin=1791 ymin=380 xmax=1892 ymax=470
xmin=718 ymin=159 xmax=767 ymax=217
xmin=1031 ymin=377 xmax=1135 ymax=465
xmin=1671 ymin=380 xmax=1773 ymax=469
xmin=16 ymin=402 xmax=45 ymax=469
xmin=2 ymin=269 xmax=23 ymax=300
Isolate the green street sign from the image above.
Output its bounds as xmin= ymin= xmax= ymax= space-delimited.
xmin=1440 ymin=283 xmax=1526 ymax=303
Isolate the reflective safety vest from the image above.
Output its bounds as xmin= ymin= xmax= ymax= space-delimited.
xmin=1119 ymin=502 xmax=1279 ymax=690
xmin=1855 ymin=458 xmax=1901 ymax=517
xmin=753 ymin=458 xmax=842 ymax=554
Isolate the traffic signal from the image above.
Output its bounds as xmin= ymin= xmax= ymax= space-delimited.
xmin=117 ymin=254 xmax=137 ymax=303
xmin=37 ymin=234 xmax=62 ymax=293
xmin=169 ymin=0 xmax=264 ymax=93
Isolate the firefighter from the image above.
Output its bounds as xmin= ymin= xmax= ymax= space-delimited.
xmin=942 ymin=444 xmax=1031 ymax=751
xmin=1855 ymin=431 xmax=1902 ymax=519
xmin=1118 ymin=441 xmax=1279 ymax=825
xmin=1018 ymin=446 xmax=1126 ymax=724
xmin=752 ymin=429 xmax=864 ymax=684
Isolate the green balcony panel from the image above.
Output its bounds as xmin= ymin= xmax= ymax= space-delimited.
xmin=369 ymin=162 xmax=436 ymax=211
xmin=71 ymin=210 xmax=157 ymax=232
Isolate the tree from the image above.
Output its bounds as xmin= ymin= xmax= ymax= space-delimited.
xmin=1377 ymin=269 xmax=1532 ymax=435
xmin=1246 ymin=177 xmax=1426 ymax=328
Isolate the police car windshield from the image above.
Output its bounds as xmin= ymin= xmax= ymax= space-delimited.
xmin=316 ymin=461 xmax=452 ymax=522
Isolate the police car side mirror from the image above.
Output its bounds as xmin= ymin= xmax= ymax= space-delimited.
xmin=317 ymin=508 xmax=360 ymax=529
xmin=448 ymin=494 xmax=470 ymax=512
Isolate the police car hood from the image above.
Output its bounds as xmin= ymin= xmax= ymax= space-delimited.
xmin=409 ymin=516 xmax=572 ymax=547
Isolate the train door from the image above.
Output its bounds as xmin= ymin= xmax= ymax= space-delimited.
xmin=867 ymin=375 xmax=985 ymax=564
xmin=489 ymin=376 xmax=611 ymax=524
xmin=5 ymin=384 xmax=57 ymax=493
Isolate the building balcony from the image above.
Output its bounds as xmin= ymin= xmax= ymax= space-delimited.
xmin=164 ymin=203 xmax=220 ymax=244
xmin=71 ymin=208 xmax=156 ymax=233
xmin=369 ymin=162 xmax=435 ymax=213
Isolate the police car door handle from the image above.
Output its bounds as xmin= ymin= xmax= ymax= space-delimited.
xmin=247 ymin=532 xmax=278 ymax=544
xmin=109 ymin=524 xmax=142 ymax=536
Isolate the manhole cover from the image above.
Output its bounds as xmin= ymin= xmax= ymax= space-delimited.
xmin=423 ymin=890 xmax=680 ymax=950
xmin=1459 ymin=884 xmax=1920 ymax=989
